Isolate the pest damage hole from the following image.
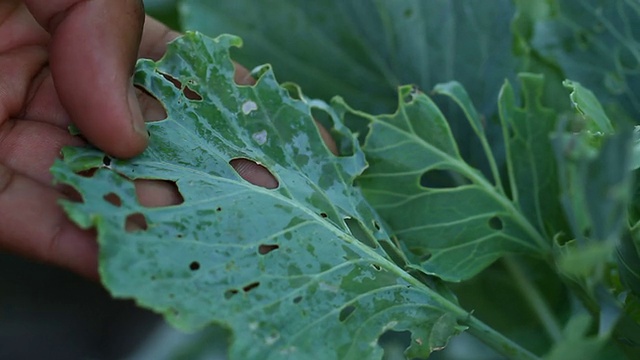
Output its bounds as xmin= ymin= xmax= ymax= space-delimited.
xmin=339 ymin=305 xmax=356 ymax=322
xmin=243 ymin=282 xmax=260 ymax=293
xmin=224 ymin=289 xmax=239 ymax=299
xmin=125 ymin=213 xmax=148 ymax=232
xmin=135 ymin=86 xmax=167 ymax=122
xmin=183 ymin=86 xmax=202 ymax=100
xmin=160 ymin=73 xmax=202 ymax=101
xmin=310 ymin=108 xmax=341 ymax=156
xmin=371 ymin=264 xmax=382 ymax=271
xmin=258 ymin=244 xmax=280 ymax=255
xmin=102 ymin=156 xmax=111 ymax=167
xmin=189 ymin=261 xmax=200 ymax=271
xmin=344 ymin=217 xmax=378 ymax=249
xmin=489 ymin=216 xmax=504 ymax=230
xmin=77 ymin=168 xmax=97 ymax=178
xmin=103 ymin=193 xmax=122 ymax=207
xmin=216 ymin=207 xmax=222 ymax=212
xmin=230 ymin=158 xmax=279 ymax=189
xmin=134 ymin=179 xmax=184 ymax=208
xmin=373 ymin=220 xmax=381 ymax=230
xmin=378 ymin=330 xmax=412 ymax=356
xmin=320 ymin=212 xmax=328 ymax=218
xmin=293 ymin=296 xmax=303 ymax=304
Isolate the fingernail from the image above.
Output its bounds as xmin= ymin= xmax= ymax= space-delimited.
xmin=127 ymin=84 xmax=149 ymax=139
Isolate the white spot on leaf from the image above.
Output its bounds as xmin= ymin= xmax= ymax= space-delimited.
xmin=242 ymin=100 xmax=258 ymax=114
xmin=265 ymin=331 xmax=280 ymax=345
xmin=252 ymin=130 xmax=268 ymax=145
xmin=249 ymin=322 xmax=259 ymax=331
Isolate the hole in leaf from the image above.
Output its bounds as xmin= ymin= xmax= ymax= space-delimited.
xmin=189 ymin=261 xmax=200 ymax=271
xmin=233 ymin=63 xmax=256 ymax=86
xmin=61 ymin=185 xmax=84 ymax=203
xmin=243 ymin=282 xmax=260 ymax=293
xmin=293 ymin=296 xmax=303 ymax=304
xmin=420 ymin=169 xmax=459 ymax=188
xmin=373 ymin=220 xmax=381 ymax=231
xmin=135 ymin=86 xmax=168 ymax=122
xmin=159 ymin=73 xmax=202 ymax=101
xmin=125 ymin=213 xmax=148 ymax=232
xmin=378 ymin=330 xmax=412 ymax=357
xmin=402 ymin=85 xmax=419 ymax=103
xmin=339 ymin=305 xmax=356 ymax=322
xmin=230 ymin=158 xmax=279 ymax=189
xmin=344 ymin=217 xmax=378 ymax=249
xmin=161 ymin=72 xmax=181 ymax=88
xmin=77 ymin=168 xmax=97 ymax=178
xmin=310 ymin=108 xmax=342 ymax=156
xmin=224 ymin=289 xmax=239 ymax=299
xmin=371 ymin=264 xmax=382 ymax=271
xmin=183 ymin=86 xmax=202 ymax=101
xmin=103 ymin=192 xmax=122 ymax=207
xmin=102 ymin=156 xmax=111 ymax=167
xmin=135 ymin=179 xmax=184 ymax=208
xmin=489 ymin=216 xmax=503 ymax=230
xmin=216 ymin=207 xmax=222 ymax=212
xmin=258 ymin=244 xmax=280 ymax=255
xmin=320 ymin=212 xmax=328 ymax=218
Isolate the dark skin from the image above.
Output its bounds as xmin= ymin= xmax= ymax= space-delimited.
xmin=0 ymin=1 xmax=336 ymax=280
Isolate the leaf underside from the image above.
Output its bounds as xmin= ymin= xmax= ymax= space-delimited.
xmin=51 ymin=33 xmax=462 ymax=360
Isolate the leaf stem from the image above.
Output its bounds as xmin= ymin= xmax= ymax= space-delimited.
xmin=347 ymin=233 xmax=541 ymax=360
xmin=464 ymin=315 xmax=541 ymax=360
xmin=503 ymin=256 xmax=564 ymax=343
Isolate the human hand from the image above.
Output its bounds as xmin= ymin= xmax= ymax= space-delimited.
xmin=0 ymin=1 xmax=336 ymax=280
xmin=0 ymin=1 xmax=184 ymax=279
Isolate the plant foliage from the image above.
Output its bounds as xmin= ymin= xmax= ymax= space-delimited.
xmin=54 ymin=0 xmax=640 ymax=359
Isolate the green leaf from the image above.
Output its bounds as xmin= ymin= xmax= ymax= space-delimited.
xmin=551 ymin=114 xmax=634 ymax=245
xmin=619 ymin=224 xmax=640 ymax=298
xmin=515 ymin=0 xmax=640 ymax=120
xmin=51 ymin=32 xmax=468 ymax=360
xmin=178 ymin=0 xmax=517 ymax=115
xmin=544 ymin=313 xmax=626 ymax=360
xmin=333 ymin=76 xmax=553 ymax=282
xmin=563 ymin=80 xmax=615 ymax=134
xmin=178 ymin=0 xmax=519 ymax=176
xmin=499 ymin=74 xmax=568 ymax=238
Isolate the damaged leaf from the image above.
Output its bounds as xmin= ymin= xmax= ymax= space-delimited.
xmin=51 ymin=32 xmax=466 ymax=360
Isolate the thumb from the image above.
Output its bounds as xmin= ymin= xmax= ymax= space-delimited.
xmin=25 ymin=0 xmax=148 ymax=158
